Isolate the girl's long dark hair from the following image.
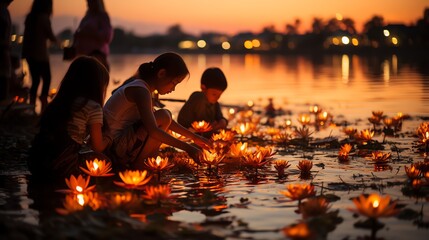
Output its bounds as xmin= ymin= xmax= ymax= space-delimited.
xmin=39 ymin=56 xmax=109 ymax=134
xmin=112 ymin=52 xmax=189 ymax=94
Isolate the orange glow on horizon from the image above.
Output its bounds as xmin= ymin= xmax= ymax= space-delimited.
xmin=9 ymin=0 xmax=428 ymax=35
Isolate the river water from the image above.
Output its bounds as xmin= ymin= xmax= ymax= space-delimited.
xmin=1 ymin=53 xmax=428 ymax=239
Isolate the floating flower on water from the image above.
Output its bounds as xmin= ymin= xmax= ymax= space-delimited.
xmin=349 ymin=193 xmax=398 ymax=219
xmin=383 ymin=118 xmax=394 ymax=129
xmin=273 ymin=159 xmax=291 ymax=176
xmin=316 ymin=111 xmax=329 ymax=123
xmin=283 ymin=222 xmax=311 ymax=239
xmin=294 ymin=127 xmax=313 ymax=141
xmin=343 ymin=127 xmax=357 ymax=138
xmin=272 ymin=132 xmax=290 ymax=145
xmin=338 ymin=143 xmax=353 ymax=162
xmin=234 ymin=122 xmax=253 ymax=136
xmin=79 ymin=158 xmax=114 ymax=177
xmin=191 ymin=120 xmax=213 ymax=133
xmin=212 ymin=129 xmax=236 ymax=142
xmin=242 ymin=150 xmax=271 ymax=170
xmin=200 ymin=149 xmax=225 ymax=168
xmin=372 ymin=111 xmax=384 ymax=119
xmin=369 ymin=151 xmax=391 ymax=166
xmin=280 ymin=183 xmax=316 ymax=202
xmin=297 ymin=114 xmax=311 ymax=126
xmin=299 ymin=197 xmax=331 ymax=219
xmin=114 ymin=170 xmax=152 ymax=190
xmin=355 ymin=129 xmax=374 ymax=144
xmin=57 ymin=174 xmax=95 ymax=194
xmin=404 ymin=165 xmax=421 ymax=180
xmin=229 ymin=142 xmax=249 ymax=158
xmin=256 ymin=146 xmax=276 ymax=159
xmin=309 ymin=105 xmax=321 ymax=114
xmin=145 ymin=156 xmax=174 ymax=172
xmin=368 ymin=115 xmax=382 ymax=128
xmin=142 ymin=185 xmax=174 ymax=204
xmin=297 ymin=160 xmax=313 ymax=174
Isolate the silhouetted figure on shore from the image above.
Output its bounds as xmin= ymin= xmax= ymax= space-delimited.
xmin=0 ymin=0 xmax=13 ymax=104
xmin=22 ymin=0 xmax=57 ymax=113
xmin=73 ymin=0 xmax=113 ymax=71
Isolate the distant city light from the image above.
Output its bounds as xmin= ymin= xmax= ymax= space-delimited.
xmin=351 ymin=38 xmax=359 ymax=46
xmin=244 ymin=40 xmax=253 ymax=49
xmin=222 ymin=41 xmax=231 ymax=50
xmin=11 ymin=34 xmax=16 ymax=42
xmin=178 ymin=40 xmax=195 ymax=49
xmin=341 ymin=36 xmax=350 ymax=45
xmin=17 ymin=36 xmax=23 ymax=44
xmin=197 ymin=40 xmax=206 ymax=48
xmin=252 ymin=39 xmax=261 ymax=48
xmin=391 ymin=37 xmax=398 ymax=45
xmin=383 ymin=29 xmax=390 ymax=37
xmin=332 ymin=37 xmax=340 ymax=45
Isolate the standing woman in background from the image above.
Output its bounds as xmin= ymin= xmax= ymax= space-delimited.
xmin=22 ymin=0 xmax=57 ymax=113
xmin=73 ymin=0 xmax=113 ymax=71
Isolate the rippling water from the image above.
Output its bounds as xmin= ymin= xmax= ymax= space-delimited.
xmin=1 ymin=53 xmax=429 ymax=239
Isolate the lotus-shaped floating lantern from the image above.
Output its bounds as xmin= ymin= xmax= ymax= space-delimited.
xmin=114 ymin=170 xmax=152 ymax=190
xmin=280 ymin=183 xmax=316 ymax=204
xmin=338 ymin=143 xmax=353 ymax=162
xmin=272 ymin=132 xmax=290 ymax=147
xmin=298 ymin=197 xmax=331 ymax=219
xmin=294 ymin=127 xmax=313 ymax=144
xmin=368 ymin=115 xmax=382 ymax=130
xmin=297 ymin=114 xmax=311 ymax=127
xmin=343 ymin=127 xmax=357 ymax=139
xmin=266 ymin=127 xmax=280 ymax=137
xmin=145 ymin=156 xmax=174 ymax=181
xmin=273 ymin=159 xmax=291 ymax=177
xmin=404 ymin=165 xmax=421 ymax=180
xmin=57 ymin=174 xmax=96 ymax=194
xmin=369 ymin=151 xmax=391 ymax=167
xmin=297 ymin=160 xmax=313 ymax=175
xmin=309 ymin=105 xmax=321 ymax=114
xmin=355 ymin=129 xmax=374 ymax=144
xmin=229 ymin=142 xmax=249 ymax=159
xmin=372 ymin=111 xmax=384 ymax=119
xmin=349 ymin=193 xmax=398 ymax=219
xmin=142 ymin=185 xmax=174 ymax=205
xmin=212 ymin=129 xmax=236 ymax=142
xmin=242 ymin=149 xmax=272 ymax=173
xmin=191 ymin=120 xmax=213 ymax=133
xmin=80 ymin=158 xmax=114 ymax=177
xmin=234 ymin=122 xmax=253 ymax=136
xmin=200 ymin=149 xmax=225 ymax=170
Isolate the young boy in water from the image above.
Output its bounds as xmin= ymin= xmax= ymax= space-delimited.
xmin=178 ymin=67 xmax=228 ymax=135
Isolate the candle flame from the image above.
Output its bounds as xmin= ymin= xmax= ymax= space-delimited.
xmin=372 ymin=200 xmax=379 ymax=208
xmin=93 ymin=162 xmax=99 ymax=171
xmin=76 ymin=186 xmax=83 ymax=193
xmin=156 ymin=156 xmax=162 ymax=166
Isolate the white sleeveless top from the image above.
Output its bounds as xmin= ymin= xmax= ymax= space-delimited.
xmin=103 ymin=79 xmax=152 ymax=139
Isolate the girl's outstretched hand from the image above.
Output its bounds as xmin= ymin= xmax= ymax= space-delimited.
xmin=186 ymin=146 xmax=203 ymax=165
xmin=192 ymin=134 xmax=212 ymax=150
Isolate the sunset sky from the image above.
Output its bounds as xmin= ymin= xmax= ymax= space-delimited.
xmin=9 ymin=0 xmax=429 ymax=36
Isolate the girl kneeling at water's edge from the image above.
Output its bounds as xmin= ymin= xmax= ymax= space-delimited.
xmin=103 ymin=52 xmax=212 ymax=170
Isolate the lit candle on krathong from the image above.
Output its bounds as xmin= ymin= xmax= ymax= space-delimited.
xmin=145 ymin=156 xmax=174 ymax=182
xmin=404 ymin=165 xmax=421 ymax=180
xmin=113 ymin=170 xmax=152 ymax=190
xmin=338 ymin=143 xmax=352 ymax=162
xmin=80 ymin=158 xmax=114 ymax=177
xmin=191 ymin=120 xmax=213 ymax=133
xmin=348 ymin=193 xmax=398 ymax=233
xmin=285 ymin=119 xmax=292 ymax=128
xmin=280 ymin=183 xmax=316 ymax=205
xmin=273 ymin=159 xmax=290 ymax=177
xmin=247 ymin=100 xmax=254 ymax=108
xmin=297 ymin=114 xmax=311 ymax=127
xmin=309 ymin=105 xmax=320 ymax=114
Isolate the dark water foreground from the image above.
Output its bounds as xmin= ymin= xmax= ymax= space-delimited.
xmin=0 ymin=102 xmax=429 ymax=240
